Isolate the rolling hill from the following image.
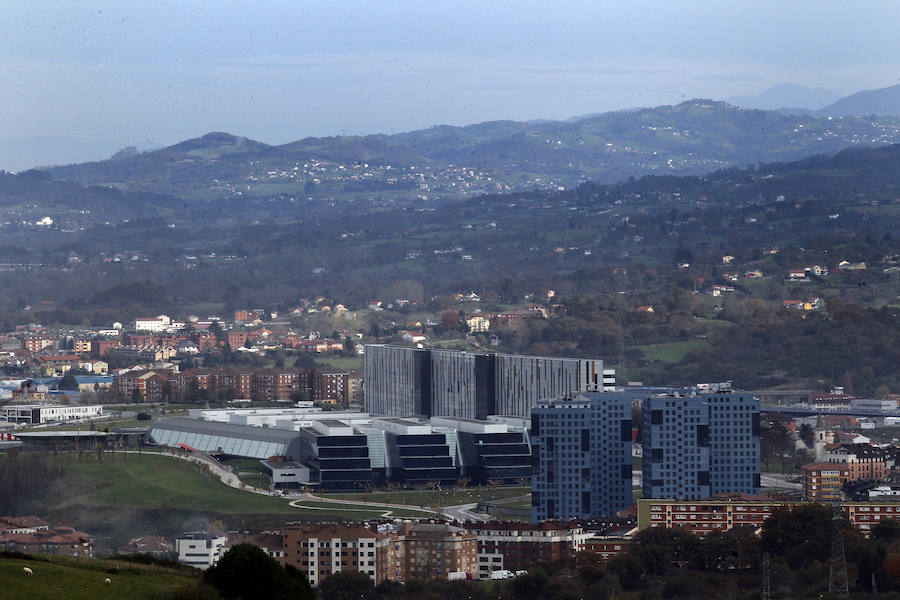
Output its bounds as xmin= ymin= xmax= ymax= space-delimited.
xmin=44 ymin=100 xmax=900 ymax=202
xmin=816 ymin=83 xmax=900 ymax=117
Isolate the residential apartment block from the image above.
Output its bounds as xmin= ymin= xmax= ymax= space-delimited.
xmin=802 ymin=462 xmax=850 ymax=501
xmin=465 ymin=521 xmax=592 ymax=578
xmin=642 ymin=391 xmax=760 ymax=500
xmin=282 ymin=524 xmax=394 ymax=586
xmin=400 ymin=522 xmax=477 ymax=581
xmin=530 ymin=392 xmax=633 ymax=521
xmin=638 ymin=497 xmax=900 ymax=535
xmin=282 ymin=522 xmax=476 ymax=585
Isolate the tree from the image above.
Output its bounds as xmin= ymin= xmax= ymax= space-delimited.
xmin=343 ymin=336 xmax=356 ymax=356
xmin=439 ymin=311 xmax=461 ymax=332
xmin=204 ymin=544 xmax=313 ymax=600
xmin=761 ymin=504 xmax=849 ymax=569
xmin=319 ymin=571 xmax=376 ymax=600
xmin=872 ymin=518 xmax=900 ymax=542
xmin=58 ymin=371 xmax=79 ymax=390
xmin=799 ymin=423 xmax=815 ymax=448
xmin=209 ymin=320 xmax=225 ymax=342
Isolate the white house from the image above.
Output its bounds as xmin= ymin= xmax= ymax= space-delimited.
xmin=176 ymin=532 xmax=227 ymax=569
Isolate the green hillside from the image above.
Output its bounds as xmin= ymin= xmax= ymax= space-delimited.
xmin=45 ymin=100 xmax=900 ymax=200
xmin=0 ymin=554 xmax=198 ymax=600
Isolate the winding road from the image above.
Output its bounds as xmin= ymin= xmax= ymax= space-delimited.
xmin=134 ymin=449 xmax=495 ymax=521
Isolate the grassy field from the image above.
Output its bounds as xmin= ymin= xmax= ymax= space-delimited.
xmin=0 ymin=555 xmax=198 ymax=600
xmin=634 ymin=340 xmax=710 ymax=364
xmin=761 ymin=458 xmax=803 ymax=474
xmin=318 ymin=485 xmax=529 ymax=508
xmin=311 ymin=355 xmax=363 ymax=371
xmin=48 ymin=453 xmax=428 ymax=521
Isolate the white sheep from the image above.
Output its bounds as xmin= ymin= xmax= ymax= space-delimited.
xmin=23 ymin=567 xmax=32 ymax=576
xmin=104 ymin=578 xmax=111 ymax=585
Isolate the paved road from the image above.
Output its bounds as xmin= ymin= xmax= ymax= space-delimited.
xmin=761 ymin=472 xmax=801 ymax=490
xmin=443 ymin=503 xmax=491 ymax=523
xmin=130 ymin=450 xmax=521 ymax=520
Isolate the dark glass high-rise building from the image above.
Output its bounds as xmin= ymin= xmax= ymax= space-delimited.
xmin=364 ymin=345 xmax=614 ymax=419
xmin=364 ymin=345 xmax=431 ymax=417
xmin=642 ymin=391 xmax=760 ymax=500
xmin=530 ymin=392 xmax=633 ymax=521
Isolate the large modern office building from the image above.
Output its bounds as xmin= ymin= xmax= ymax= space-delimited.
xmin=364 ymin=345 xmax=431 ymax=417
xmin=530 ymin=392 xmax=633 ymax=521
xmin=364 ymin=345 xmax=615 ymax=419
xmin=148 ymin=411 xmax=532 ymax=491
xmin=642 ymin=391 xmax=760 ymax=500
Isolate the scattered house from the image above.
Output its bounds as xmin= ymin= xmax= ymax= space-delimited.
xmin=805 ymin=265 xmax=828 ymax=277
xmin=118 ymin=535 xmax=173 ymax=557
xmin=783 ymin=298 xmax=824 ymax=311
xmin=635 ymin=306 xmax=655 ymax=313
xmin=466 ymin=314 xmax=491 ymax=333
xmin=0 ymin=518 xmax=93 ymax=558
xmin=721 ymin=255 xmax=736 ymax=265
xmin=0 ymin=516 xmax=48 ymax=534
xmin=744 ymin=270 xmax=763 ymax=279
xmin=401 ymin=331 xmax=427 ymax=343
xmin=787 ymin=270 xmax=808 ymax=281
xmin=838 ymin=260 xmax=867 ymax=271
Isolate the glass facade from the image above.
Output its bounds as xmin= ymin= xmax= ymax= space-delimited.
xmin=364 ymin=345 xmax=610 ymax=419
xmin=531 ymin=392 xmax=633 ymax=521
xmin=642 ymin=392 xmax=760 ymax=501
xmin=387 ymin=432 xmax=457 ymax=483
xmin=456 ymin=431 xmax=532 ymax=483
xmin=149 ymin=419 xmax=296 ymax=459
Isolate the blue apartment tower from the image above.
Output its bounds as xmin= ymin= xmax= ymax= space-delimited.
xmin=642 ymin=391 xmax=760 ymax=500
xmin=530 ymin=392 xmax=633 ymax=521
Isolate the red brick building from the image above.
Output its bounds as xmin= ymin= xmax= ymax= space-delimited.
xmin=638 ymin=497 xmax=900 ymax=535
xmin=311 ymin=371 xmax=349 ymax=405
xmin=227 ymin=331 xmax=249 ymax=351
xmin=91 ymin=338 xmax=122 ymax=357
xmin=802 ymin=462 xmax=851 ymax=501
xmin=465 ymin=521 xmax=591 ymax=578
xmin=115 ymin=369 xmax=173 ymax=403
xmin=826 ymin=445 xmax=888 ymax=482
xmin=282 ymin=524 xmax=395 ymax=587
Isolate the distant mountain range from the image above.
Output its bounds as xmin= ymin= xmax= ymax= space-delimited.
xmin=728 ymin=82 xmax=900 ymax=117
xmin=726 ymin=83 xmax=840 ymax=112
xmin=42 ymin=99 xmax=900 ymax=202
xmin=816 ymin=84 xmax=900 ymax=117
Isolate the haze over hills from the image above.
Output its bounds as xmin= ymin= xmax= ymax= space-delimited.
xmin=43 ymin=100 xmax=900 ymax=204
xmin=725 ymin=83 xmax=840 ymax=111
xmin=815 ymin=83 xmax=900 ymax=117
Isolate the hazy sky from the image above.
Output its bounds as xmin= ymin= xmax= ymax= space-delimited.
xmin=2 ymin=0 xmax=899 ymax=167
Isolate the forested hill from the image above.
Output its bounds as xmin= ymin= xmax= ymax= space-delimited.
xmin=0 ymin=169 xmax=183 ymax=226
xmin=45 ymin=100 xmax=900 ymax=201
